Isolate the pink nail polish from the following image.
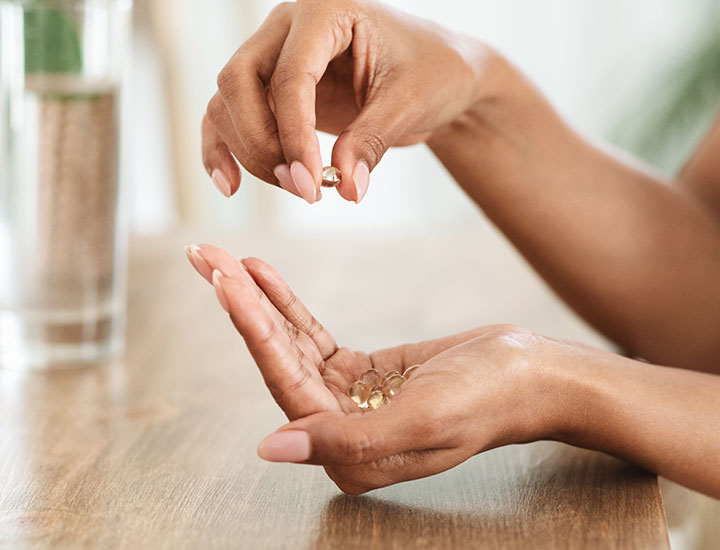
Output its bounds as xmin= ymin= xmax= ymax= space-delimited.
xmin=212 ymin=270 xmax=230 ymax=313
xmin=353 ymin=161 xmax=370 ymax=204
xmin=212 ymin=169 xmax=232 ymax=197
xmin=290 ymin=161 xmax=317 ymax=204
xmin=190 ymin=246 xmax=213 ymax=281
xmin=184 ymin=245 xmax=198 ymax=271
xmin=257 ymin=430 xmax=311 ymax=463
xmin=274 ymin=164 xmax=302 ymax=198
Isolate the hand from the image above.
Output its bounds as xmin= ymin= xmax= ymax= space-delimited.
xmin=185 ymin=244 xmax=558 ymax=494
xmin=202 ymin=0 xmax=495 ymax=204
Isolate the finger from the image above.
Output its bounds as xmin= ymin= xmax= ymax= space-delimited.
xmin=260 ymin=394 xmax=444 ymax=467
xmin=186 ymin=243 xmax=253 ymax=285
xmin=201 ymin=114 xmax=241 ymax=197
xmin=216 ymin=273 xmax=341 ymax=419
xmin=206 ymin=93 xmax=277 ymax=184
xmin=192 ymin=244 xmax=348 ymax=412
xmin=188 ymin=246 xmax=339 ymax=362
xmin=331 ymin=90 xmax=409 ymax=203
xmin=270 ymin=7 xmax=354 ymax=191
xmin=187 ymin=244 xmax=301 ymax=343
xmin=215 ymin=5 xmax=291 ymax=192
xmin=241 ymin=257 xmax=338 ymax=361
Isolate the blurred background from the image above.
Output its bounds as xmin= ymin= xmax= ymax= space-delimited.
xmin=127 ymin=0 xmax=720 ymax=236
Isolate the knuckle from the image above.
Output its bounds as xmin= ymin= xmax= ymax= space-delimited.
xmin=269 ymin=65 xmax=295 ymax=94
xmin=217 ymin=65 xmax=244 ymax=100
xmin=304 ymin=316 xmax=324 ymax=339
xmin=267 ymin=366 xmax=311 ymax=407
xmin=255 ymin=319 xmax=279 ymax=347
xmin=269 ymin=65 xmax=315 ymax=99
xmin=217 ymin=51 xmax=257 ymax=95
xmin=242 ymin=122 xmax=281 ymax=158
xmin=337 ymin=429 xmax=372 ymax=466
xmin=206 ymin=96 xmax=226 ymax=128
xmin=358 ymin=131 xmax=387 ymax=167
xmin=269 ymin=1 xmax=294 ymax=18
xmin=216 ymin=64 xmax=235 ymax=91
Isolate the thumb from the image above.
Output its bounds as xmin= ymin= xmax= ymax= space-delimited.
xmin=256 ymin=398 xmax=438 ymax=466
xmin=330 ymin=94 xmax=408 ymax=203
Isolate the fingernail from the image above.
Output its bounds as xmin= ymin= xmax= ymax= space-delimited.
xmin=290 ymin=161 xmax=317 ymax=204
xmin=257 ymin=430 xmax=311 ymax=463
xmin=212 ymin=269 xmax=230 ymax=312
xmin=353 ymin=160 xmax=370 ymax=204
xmin=274 ymin=164 xmax=302 ymax=198
xmin=184 ymin=245 xmax=198 ymax=270
xmin=190 ymin=245 xmax=213 ymax=281
xmin=212 ymin=169 xmax=232 ymax=198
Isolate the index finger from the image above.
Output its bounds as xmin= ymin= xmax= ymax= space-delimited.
xmin=270 ymin=6 xmax=355 ymax=187
xmin=218 ymin=273 xmax=341 ymax=419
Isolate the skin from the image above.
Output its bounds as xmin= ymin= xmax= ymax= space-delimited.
xmin=198 ymin=0 xmax=720 ymax=496
xmin=186 ymin=245 xmax=720 ymax=498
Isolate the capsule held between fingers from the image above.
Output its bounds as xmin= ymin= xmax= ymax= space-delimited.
xmin=321 ymin=166 xmax=342 ymax=187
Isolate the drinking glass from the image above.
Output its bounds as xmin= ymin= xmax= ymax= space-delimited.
xmin=0 ymin=0 xmax=132 ymax=370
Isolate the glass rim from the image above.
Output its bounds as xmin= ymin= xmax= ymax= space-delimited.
xmin=3 ymin=0 xmax=132 ymax=8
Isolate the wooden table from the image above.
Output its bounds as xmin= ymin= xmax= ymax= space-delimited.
xmin=0 ymin=231 xmax=670 ymax=549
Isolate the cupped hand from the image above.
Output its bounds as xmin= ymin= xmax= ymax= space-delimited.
xmin=202 ymin=0 xmax=494 ymax=204
xmin=185 ymin=244 xmax=557 ymax=494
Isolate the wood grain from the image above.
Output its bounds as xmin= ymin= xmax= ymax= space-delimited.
xmin=0 ymin=231 xmax=670 ymax=549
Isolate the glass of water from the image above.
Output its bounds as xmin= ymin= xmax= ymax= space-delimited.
xmin=0 ymin=0 xmax=132 ymax=370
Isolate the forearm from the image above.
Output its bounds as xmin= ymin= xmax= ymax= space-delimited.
xmin=680 ymin=113 xmax=720 ymax=217
xmin=547 ymin=346 xmax=720 ymax=499
xmin=428 ymin=52 xmax=720 ymax=372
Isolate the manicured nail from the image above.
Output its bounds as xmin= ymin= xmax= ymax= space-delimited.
xmin=290 ymin=161 xmax=317 ymax=204
xmin=273 ymin=164 xmax=302 ymax=198
xmin=257 ymin=430 xmax=311 ymax=463
xmin=211 ymin=169 xmax=232 ymax=198
xmin=190 ymin=245 xmax=213 ymax=281
xmin=184 ymin=245 xmax=198 ymax=271
xmin=212 ymin=269 xmax=229 ymax=313
xmin=353 ymin=160 xmax=370 ymax=204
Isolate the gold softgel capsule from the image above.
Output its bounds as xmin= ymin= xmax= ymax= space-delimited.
xmin=359 ymin=368 xmax=381 ymax=387
xmin=348 ymin=381 xmax=370 ymax=407
xmin=321 ymin=166 xmax=342 ymax=187
xmin=402 ymin=365 xmax=420 ymax=378
xmin=382 ymin=374 xmax=405 ymax=399
xmin=383 ymin=370 xmax=401 ymax=383
xmin=367 ymin=387 xmax=388 ymax=410
xmin=347 ymin=366 xmax=420 ymax=409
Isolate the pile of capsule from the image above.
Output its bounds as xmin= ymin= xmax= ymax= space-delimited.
xmin=346 ymin=365 xmax=420 ymax=410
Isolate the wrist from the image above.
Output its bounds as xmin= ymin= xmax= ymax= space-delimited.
xmin=495 ymin=335 xmax=620 ymax=448
xmin=537 ymin=341 xmax=632 ymax=450
xmin=427 ymin=46 xmax=519 ymax=148
xmin=470 ymin=330 xmax=577 ymax=450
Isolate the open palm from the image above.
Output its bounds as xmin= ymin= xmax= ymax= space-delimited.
xmin=185 ymin=244 xmax=434 ymax=420
xmin=185 ymin=243 xmax=539 ymax=494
